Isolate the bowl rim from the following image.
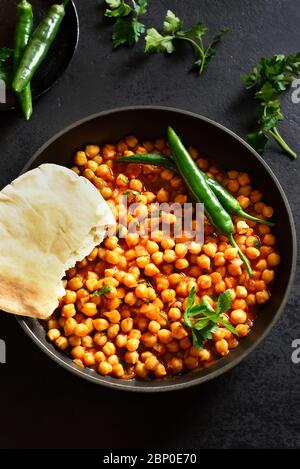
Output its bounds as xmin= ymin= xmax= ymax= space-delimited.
xmin=16 ymin=105 xmax=297 ymax=392
xmin=0 ymin=0 xmax=79 ymax=112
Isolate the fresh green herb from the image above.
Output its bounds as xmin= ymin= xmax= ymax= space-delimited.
xmin=0 ymin=48 xmax=13 ymax=84
xmin=183 ymin=287 xmax=237 ymax=350
xmin=145 ymin=10 xmax=228 ymax=74
xmin=243 ymin=53 xmax=300 ymax=159
xmin=253 ymin=239 xmax=261 ymax=249
xmin=123 ymin=189 xmax=140 ymax=197
xmin=90 ymin=285 xmax=113 ymax=297
xmin=104 ymin=0 xmax=148 ymax=48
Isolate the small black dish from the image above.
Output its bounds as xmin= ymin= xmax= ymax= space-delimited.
xmin=16 ymin=106 xmax=297 ymax=392
xmin=0 ymin=0 xmax=79 ymax=112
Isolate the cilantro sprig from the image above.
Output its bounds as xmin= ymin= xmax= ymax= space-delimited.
xmin=90 ymin=285 xmax=113 ymax=297
xmin=243 ymin=53 xmax=300 ymax=159
xmin=145 ymin=10 xmax=228 ymax=74
xmin=183 ymin=287 xmax=237 ymax=350
xmin=104 ymin=0 xmax=148 ymax=48
xmin=0 ymin=48 xmax=13 ymax=84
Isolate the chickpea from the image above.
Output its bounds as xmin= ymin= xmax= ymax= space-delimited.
xmin=98 ymin=361 xmax=113 ymax=375
xmin=161 ymin=238 xmax=175 ymax=250
xmin=55 ymin=336 xmax=68 ymax=351
xmin=215 ymin=280 xmax=226 ymax=293
xmin=121 ymin=317 xmax=133 ymax=333
xmin=136 ymin=256 xmax=151 ymax=269
xmin=144 ymin=355 xmax=159 ymax=371
xmin=112 ymin=364 xmax=125 ymax=378
xmin=163 ymin=250 xmax=176 ymax=263
xmin=61 ymin=303 xmax=76 ymax=318
xmin=168 ymin=307 xmax=181 ymax=321
xmin=69 ymin=335 xmax=81 ymax=347
xmin=124 ymin=351 xmax=139 ymax=364
xmin=64 ymin=318 xmax=77 ymax=336
xmin=256 ymin=290 xmax=270 ymax=304
xmin=215 ymin=339 xmax=229 ymax=356
xmin=261 ymin=269 xmax=275 ymax=283
xmin=94 ymin=351 xmax=106 ymax=363
xmin=135 ymin=361 xmax=148 ymax=378
xmin=125 ymin=135 xmax=138 ymax=148
xmin=151 ymin=251 xmax=164 ymax=265
xmin=148 ymin=320 xmax=161 ymax=334
xmin=81 ymin=302 xmax=97 ymax=317
xmin=71 ymin=345 xmax=85 ymax=359
xmin=212 ymin=328 xmax=226 ymax=341
xmin=168 ymin=357 xmax=183 ymax=374
xmin=203 ymin=243 xmax=217 ymax=258
xmin=230 ymin=309 xmax=247 ymax=325
xmin=197 ymin=275 xmax=212 ymax=289
xmin=263 ymin=233 xmax=276 ymax=246
xmin=197 ymin=254 xmax=211 ymax=270
xmin=74 ymin=151 xmax=88 ymax=166
xmin=174 ymin=243 xmax=188 ymax=258
xmin=157 ymin=188 xmax=169 ymax=202
xmin=224 ymin=247 xmax=238 ymax=261
xmin=154 ymin=363 xmax=166 ymax=378
xmin=144 ymin=263 xmax=160 ymax=277
xmin=74 ymin=324 xmax=89 ymax=337
xmin=105 ymin=250 xmax=120 ymax=265
xmin=68 ymin=277 xmax=83 ymax=291
xmin=175 ymin=259 xmax=189 ymax=270
xmin=236 ymin=324 xmax=250 ymax=337
xmin=64 ymin=290 xmax=77 ymax=304
xmin=246 ymin=247 xmax=260 ymax=260
xmin=102 ymin=342 xmax=116 ymax=357
xmin=47 ymin=329 xmax=61 ymax=342
xmin=170 ymin=322 xmax=188 ymax=340
xmin=141 ymin=332 xmax=157 ymax=348
xmin=198 ymin=349 xmax=211 ymax=361
xmin=236 ymin=285 xmax=248 ymax=298
xmin=267 ymin=252 xmax=281 ymax=267
xmin=161 ymin=289 xmax=176 ymax=303
xmin=157 ymin=329 xmax=172 ymax=344
xmin=185 ymin=356 xmax=199 ymax=369
xmin=126 ymin=337 xmax=140 ymax=352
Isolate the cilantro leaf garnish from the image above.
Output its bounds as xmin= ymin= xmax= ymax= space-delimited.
xmin=90 ymin=285 xmax=113 ymax=297
xmin=105 ymin=0 xmax=148 ymax=47
xmin=243 ymin=53 xmax=300 ymax=159
xmin=183 ymin=287 xmax=237 ymax=350
xmin=145 ymin=10 xmax=228 ymax=74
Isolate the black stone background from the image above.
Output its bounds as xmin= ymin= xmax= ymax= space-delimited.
xmin=0 ymin=0 xmax=299 ymax=449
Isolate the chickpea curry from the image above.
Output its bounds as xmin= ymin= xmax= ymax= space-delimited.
xmin=45 ymin=133 xmax=280 ymax=381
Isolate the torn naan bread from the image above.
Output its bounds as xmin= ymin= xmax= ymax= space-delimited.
xmin=0 ymin=164 xmax=116 ymax=319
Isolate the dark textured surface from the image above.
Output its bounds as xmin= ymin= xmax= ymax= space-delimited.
xmin=0 ymin=0 xmax=299 ymax=450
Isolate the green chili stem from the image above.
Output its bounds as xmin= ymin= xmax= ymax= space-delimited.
xmin=62 ymin=0 xmax=71 ymax=7
xmin=228 ymin=233 xmax=253 ymax=277
xmin=269 ymin=127 xmax=297 ymax=160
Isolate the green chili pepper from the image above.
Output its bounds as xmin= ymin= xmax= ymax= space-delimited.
xmin=118 ymin=153 xmax=178 ymax=172
xmin=12 ymin=0 xmax=70 ymax=94
xmin=118 ymin=154 xmax=274 ymax=227
xmin=13 ymin=0 xmax=33 ymax=120
xmin=167 ymin=127 xmax=252 ymax=276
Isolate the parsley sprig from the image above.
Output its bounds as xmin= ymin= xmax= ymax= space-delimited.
xmin=90 ymin=285 xmax=113 ymax=297
xmin=0 ymin=48 xmax=13 ymax=84
xmin=183 ymin=288 xmax=237 ymax=350
xmin=243 ymin=53 xmax=300 ymax=159
xmin=104 ymin=0 xmax=148 ymax=48
xmin=145 ymin=10 xmax=228 ymax=74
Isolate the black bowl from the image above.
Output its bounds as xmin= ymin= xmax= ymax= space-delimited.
xmin=0 ymin=0 xmax=79 ymax=111
xmin=16 ymin=106 xmax=297 ymax=392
